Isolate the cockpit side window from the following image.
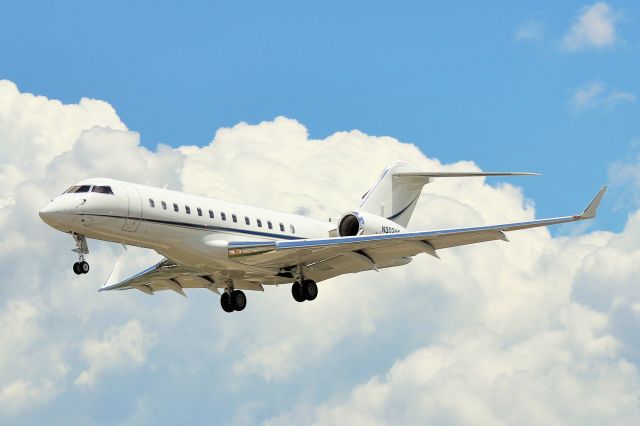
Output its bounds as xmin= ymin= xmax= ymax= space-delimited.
xmin=91 ymin=186 xmax=114 ymax=194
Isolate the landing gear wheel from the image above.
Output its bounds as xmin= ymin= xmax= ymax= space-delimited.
xmin=79 ymin=261 xmax=90 ymax=274
xmin=292 ymin=281 xmax=306 ymax=302
xmin=230 ymin=290 xmax=247 ymax=311
xmin=302 ymin=279 xmax=318 ymax=301
xmin=220 ymin=292 xmax=234 ymax=313
xmin=73 ymin=262 xmax=81 ymax=275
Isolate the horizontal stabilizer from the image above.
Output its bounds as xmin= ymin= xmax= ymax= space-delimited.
xmin=393 ymin=171 xmax=540 ymax=178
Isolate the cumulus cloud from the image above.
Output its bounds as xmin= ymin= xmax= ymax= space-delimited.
xmin=76 ymin=320 xmax=155 ymax=387
xmin=1 ymin=79 xmax=640 ymax=424
xmin=568 ymin=82 xmax=636 ymax=112
xmin=561 ymin=2 xmax=620 ymax=51
xmin=0 ymin=301 xmax=64 ymax=413
xmin=0 ymin=80 xmax=127 ymax=204
xmin=266 ymin=222 xmax=640 ymax=424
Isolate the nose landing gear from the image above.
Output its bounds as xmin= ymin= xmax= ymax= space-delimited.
xmin=71 ymin=233 xmax=90 ymax=275
xmin=73 ymin=261 xmax=90 ymax=275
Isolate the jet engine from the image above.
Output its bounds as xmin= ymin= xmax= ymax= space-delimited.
xmin=337 ymin=211 xmax=407 ymax=237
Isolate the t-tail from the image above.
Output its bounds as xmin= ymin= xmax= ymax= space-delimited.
xmin=357 ymin=161 xmax=539 ymax=227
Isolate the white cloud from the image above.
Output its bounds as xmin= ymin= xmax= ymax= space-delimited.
xmin=75 ymin=320 xmax=155 ymax=387
xmin=568 ymin=82 xmax=636 ymax=112
xmin=0 ymin=80 xmax=127 ymax=203
xmin=514 ymin=18 xmax=544 ymax=43
xmin=561 ymin=2 xmax=620 ymax=51
xmin=1 ymin=80 xmax=640 ymax=424
xmin=265 ymin=213 xmax=640 ymax=424
xmin=0 ymin=380 xmax=59 ymax=415
xmin=608 ymin=152 xmax=640 ymax=214
xmin=604 ymin=90 xmax=637 ymax=107
xmin=0 ymin=301 xmax=64 ymax=413
xmin=267 ymin=324 xmax=639 ymax=426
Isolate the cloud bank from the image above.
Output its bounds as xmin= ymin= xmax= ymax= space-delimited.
xmin=1 ymin=80 xmax=640 ymax=424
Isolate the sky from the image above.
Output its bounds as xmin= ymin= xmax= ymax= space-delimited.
xmin=1 ymin=1 xmax=640 ymax=425
xmin=2 ymin=0 xmax=639 ymax=231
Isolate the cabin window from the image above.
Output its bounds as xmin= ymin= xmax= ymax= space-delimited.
xmin=232 ymin=214 xmax=237 ymax=223
xmin=290 ymin=224 xmax=295 ymax=234
xmin=161 ymin=201 xmax=167 ymax=210
xmin=267 ymin=220 xmax=273 ymax=229
xmin=257 ymin=219 xmax=262 ymax=227
xmin=173 ymin=203 xmax=179 ymax=212
xmin=279 ymin=223 xmax=285 ymax=232
xmin=149 ymin=199 xmax=155 ymax=207
xmin=209 ymin=209 xmax=214 ymax=219
xmin=185 ymin=205 xmax=191 ymax=214
xmin=91 ymin=186 xmax=114 ymax=195
xmin=245 ymin=216 xmax=250 ymax=225
xmin=221 ymin=212 xmax=226 ymax=221
xmin=197 ymin=208 xmax=202 ymax=216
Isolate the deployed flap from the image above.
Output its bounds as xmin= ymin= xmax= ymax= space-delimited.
xmin=98 ymin=258 xmax=264 ymax=295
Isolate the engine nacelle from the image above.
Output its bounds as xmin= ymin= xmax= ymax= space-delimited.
xmin=337 ymin=211 xmax=407 ymax=237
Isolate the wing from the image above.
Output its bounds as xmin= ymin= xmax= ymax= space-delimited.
xmin=99 ymin=258 xmax=265 ymax=295
xmin=227 ymin=187 xmax=607 ymax=281
xmin=100 ymin=187 xmax=606 ymax=292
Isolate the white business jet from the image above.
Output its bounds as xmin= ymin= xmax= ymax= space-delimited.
xmin=39 ymin=162 xmax=606 ymax=313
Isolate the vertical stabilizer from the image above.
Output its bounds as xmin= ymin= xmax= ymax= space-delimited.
xmin=358 ymin=162 xmax=427 ymax=227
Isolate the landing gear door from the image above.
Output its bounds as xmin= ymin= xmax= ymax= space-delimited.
xmin=122 ymin=184 xmax=143 ymax=232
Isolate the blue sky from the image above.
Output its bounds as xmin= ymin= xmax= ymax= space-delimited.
xmin=2 ymin=2 xmax=640 ymax=425
xmin=2 ymin=0 xmax=638 ymax=230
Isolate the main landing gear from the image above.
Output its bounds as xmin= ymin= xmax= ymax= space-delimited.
xmin=291 ymin=279 xmax=318 ymax=303
xmin=71 ymin=233 xmax=90 ymax=275
xmin=220 ymin=280 xmax=247 ymax=313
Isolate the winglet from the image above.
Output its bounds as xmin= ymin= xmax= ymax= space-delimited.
xmin=100 ymin=261 xmax=121 ymax=291
xmin=579 ymin=186 xmax=607 ymax=219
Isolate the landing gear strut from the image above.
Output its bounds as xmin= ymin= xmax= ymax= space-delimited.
xmin=219 ymin=280 xmax=247 ymax=312
xmin=71 ymin=233 xmax=89 ymax=275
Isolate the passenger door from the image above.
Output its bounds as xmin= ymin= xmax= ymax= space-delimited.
xmin=122 ymin=184 xmax=143 ymax=232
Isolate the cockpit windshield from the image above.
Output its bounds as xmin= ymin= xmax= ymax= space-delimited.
xmin=91 ymin=186 xmax=114 ymax=195
xmin=63 ymin=185 xmax=114 ymax=195
xmin=65 ymin=185 xmax=92 ymax=193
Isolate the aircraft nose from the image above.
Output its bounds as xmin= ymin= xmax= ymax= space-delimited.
xmin=39 ymin=201 xmax=56 ymax=223
xmin=39 ymin=200 xmax=68 ymax=228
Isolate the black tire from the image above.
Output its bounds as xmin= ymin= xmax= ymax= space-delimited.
xmin=220 ymin=292 xmax=234 ymax=312
xmin=230 ymin=290 xmax=247 ymax=311
xmin=73 ymin=262 xmax=81 ymax=275
xmin=302 ymin=279 xmax=318 ymax=301
xmin=291 ymin=281 xmax=305 ymax=302
xmin=79 ymin=261 xmax=90 ymax=274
